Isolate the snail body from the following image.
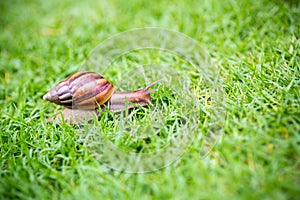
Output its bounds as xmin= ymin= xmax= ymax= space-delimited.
xmin=43 ymin=71 xmax=158 ymax=123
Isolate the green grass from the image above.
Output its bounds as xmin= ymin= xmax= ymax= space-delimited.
xmin=1 ymin=0 xmax=300 ymax=199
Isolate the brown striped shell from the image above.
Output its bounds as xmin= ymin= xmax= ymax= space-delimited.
xmin=43 ymin=71 xmax=115 ymax=110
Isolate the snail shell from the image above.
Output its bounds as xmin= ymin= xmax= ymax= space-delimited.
xmin=43 ymin=71 xmax=115 ymax=110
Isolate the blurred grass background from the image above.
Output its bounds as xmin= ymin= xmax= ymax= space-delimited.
xmin=0 ymin=0 xmax=300 ymax=199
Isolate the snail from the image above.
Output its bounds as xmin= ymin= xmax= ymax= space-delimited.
xmin=43 ymin=71 xmax=159 ymax=123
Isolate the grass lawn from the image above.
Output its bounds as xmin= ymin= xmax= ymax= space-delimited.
xmin=1 ymin=0 xmax=300 ymax=199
